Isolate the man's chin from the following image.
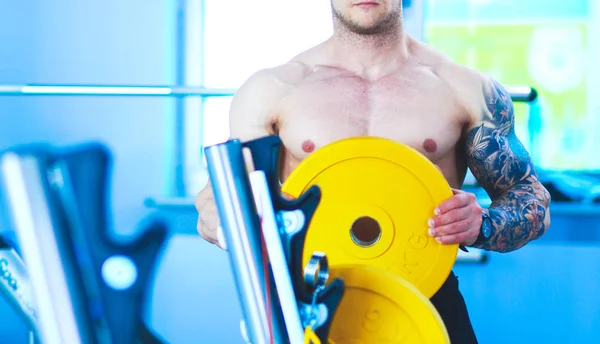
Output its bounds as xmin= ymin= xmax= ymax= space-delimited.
xmin=347 ymin=23 xmax=387 ymax=35
xmin=342 ymin=16 xmax=394 ymax=35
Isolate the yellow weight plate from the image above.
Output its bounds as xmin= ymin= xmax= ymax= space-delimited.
xmin=327 ymin=265 xmax=449 ymax=344
xmin=281 ymin=136 xmax=457 ymax=298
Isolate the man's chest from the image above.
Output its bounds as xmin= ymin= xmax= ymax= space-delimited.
xmin=276 ymin=71 xmax=468 ymax=161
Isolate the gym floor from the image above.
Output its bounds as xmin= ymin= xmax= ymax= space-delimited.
xmin=1 ymin=1 xmax=599 ymax=343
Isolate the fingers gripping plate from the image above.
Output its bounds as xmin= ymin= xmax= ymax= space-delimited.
xmin=281 ymin=137 xmax=458 ymax=298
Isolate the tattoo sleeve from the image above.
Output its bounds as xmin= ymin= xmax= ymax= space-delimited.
xmin=466 ymin=77 xmax=551 ymax=252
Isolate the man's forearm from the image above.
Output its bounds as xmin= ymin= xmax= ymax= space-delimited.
xmin=474 ymin=182 xmax=551 ymax=253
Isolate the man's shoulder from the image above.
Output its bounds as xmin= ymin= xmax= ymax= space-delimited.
xmin=407 ymin=38 xmax=481 ymax=85
xmin=430 ymin=53 xmax=511 ymax=116
xmin=243 ymin=41 xmax=332 ymax=92
xmin=431 ymin=53 xmax=513 ymax=126
xmin=242 ymin=61 xmax=313 ymax=92
xmin=231 ymin=55 xmax=318 ymax=124
xmin=411 ymin=39 xmax=506 ymax=124
xmin=423 ymin=47 xmax=485 ymax=90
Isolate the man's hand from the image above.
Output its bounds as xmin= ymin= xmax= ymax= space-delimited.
xmin=195 ymin=184 xmax=226 ymax=249
xmin=428 ymin=189 xmax=482 ymax=246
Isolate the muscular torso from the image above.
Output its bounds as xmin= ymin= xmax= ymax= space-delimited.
xmin=260 ymin=38 xmax=482 ymax=188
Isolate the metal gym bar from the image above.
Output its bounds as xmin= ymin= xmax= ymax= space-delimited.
xmin=0 ymin=153 xmax=85 ymax=344
xmin=203 ymin=141 xmax=274 ymax=344
xmin=0 ymin=84 xmax=538 ymax=102
xmin=0 ymin=85 xmax=235 ymax=97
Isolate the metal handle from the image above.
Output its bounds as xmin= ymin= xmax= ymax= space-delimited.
xmin=204 ymin=140 xmax=272 ymax=344
xmin=508 ymin=86 xmax=538 ymax=103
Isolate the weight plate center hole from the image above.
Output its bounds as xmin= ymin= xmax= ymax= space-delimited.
xmin=350 ymin=216 xmax=381 ymax=248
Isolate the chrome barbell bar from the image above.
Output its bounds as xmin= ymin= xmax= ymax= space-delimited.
xmin=0 ymin=84 xmax=538 ymax=103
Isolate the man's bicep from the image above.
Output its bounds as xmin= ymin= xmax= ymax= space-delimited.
xmin=465 ymin=76 xmax=537 ymax=199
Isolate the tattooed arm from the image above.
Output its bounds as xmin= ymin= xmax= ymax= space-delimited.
xmin=465 ymin=75 xmax=551 ymax=252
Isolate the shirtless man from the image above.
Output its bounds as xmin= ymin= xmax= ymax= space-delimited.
xmin=195 ymin=0 xmax=552 ymax=342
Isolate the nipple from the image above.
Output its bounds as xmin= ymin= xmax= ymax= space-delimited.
xmin=423 ymin=138 xmax=438 ymax=153
xmin=302 ymin=140 xmax=315 ymax=153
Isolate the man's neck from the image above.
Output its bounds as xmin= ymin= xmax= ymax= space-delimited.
xmin=329 ymin=21 xmax=409 ymax=80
